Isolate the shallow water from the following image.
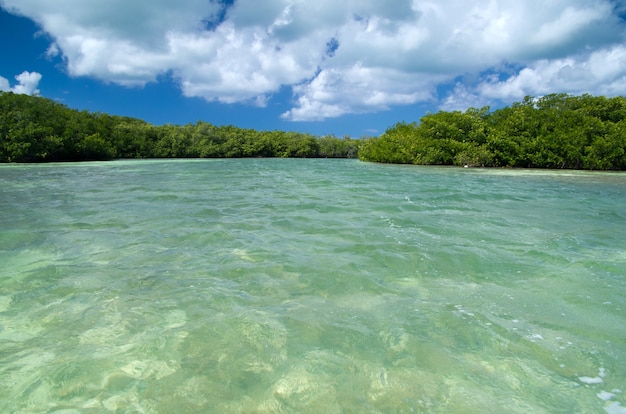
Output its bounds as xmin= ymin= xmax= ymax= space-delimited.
xmin=0 ymin=158 xmax=624 ymax=413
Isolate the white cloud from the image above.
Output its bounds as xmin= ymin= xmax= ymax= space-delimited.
xmin=440 ymin=83 xmax=491 ymax=112
xmin=529 ymin=5 xmax=611 ymax=48
xmin=166 ymin=21 xmax=323 ymax=104
xmin=282 ymin=65 xmax=444 ymax=121
xmin=1 ymin=0 xmax=625 ymax=119
xmin=13 ymin=71 xmax=42 ymax=95
xmin=0 ymin=71 xmax=42 ymax=95
xmin=45 ymin=42 xmax=59 ymax=59
xmin=476 ymin=45 xmax=626 ymax=101
xmin=0 ymin=76 xmax=9 ymax=92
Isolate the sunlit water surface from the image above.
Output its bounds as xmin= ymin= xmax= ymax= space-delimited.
xmin=1 ymin=159 xmax=625 ymax=413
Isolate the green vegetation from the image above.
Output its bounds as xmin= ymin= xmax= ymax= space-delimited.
xmin=2 ymin=91 xmax=625 ymax=169
xmin=0 ymin=92 xmax=359 ymax=162
xmin=359 ymin=94 xmax=626 ymax=170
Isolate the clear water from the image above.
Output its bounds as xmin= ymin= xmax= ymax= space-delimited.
xmin=1 ymin=158 xmax=625 ymax=413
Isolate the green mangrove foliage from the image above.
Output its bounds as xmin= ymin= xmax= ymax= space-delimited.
xmin=0 ymin=92 xmax=359 ymax=162
xmin=359 ymin=94 xmax=626 ymax=170
xmin=2 ymin=91 xmax=625 ymax=169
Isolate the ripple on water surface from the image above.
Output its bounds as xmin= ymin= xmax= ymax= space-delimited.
xmin=0 ymin=159 xmax=624 ymax=412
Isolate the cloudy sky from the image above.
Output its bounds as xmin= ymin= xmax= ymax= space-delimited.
xmin=1 ymin=0 xmax=625 ymax=137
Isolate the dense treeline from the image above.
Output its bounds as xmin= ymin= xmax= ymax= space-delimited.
xmin=0 ymin=92 xmax=359 ymax=162
xmin=359 ymin=94 xmax=626 ymax=170
xmin=3 ymin=91 xmax=625 ymax=169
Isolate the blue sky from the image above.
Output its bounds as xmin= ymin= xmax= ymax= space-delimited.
xmin=1 ymin=1 xmax=626 ymax=138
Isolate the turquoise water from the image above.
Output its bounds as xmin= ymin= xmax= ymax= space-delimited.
xmin=1 ymin=158 xmax=625 ymax=413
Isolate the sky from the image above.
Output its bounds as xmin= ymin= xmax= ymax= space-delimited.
xmin=1 ymin=1 xmax=626 ymax=138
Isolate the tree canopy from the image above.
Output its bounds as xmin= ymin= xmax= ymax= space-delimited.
xmin=1 ymin=91 xmax=625 ymax=169
xmin=359 ymin=94 xmax=626 ymax=170
xmin=0 ymin=92 xmax=359 ymax=162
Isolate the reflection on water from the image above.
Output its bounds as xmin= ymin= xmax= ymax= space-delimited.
xmin=0 ymin=159 xmax=624 ymax=413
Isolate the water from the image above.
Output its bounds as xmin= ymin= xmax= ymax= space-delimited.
xmin=0 ymin=158 xmax=624 ymax=413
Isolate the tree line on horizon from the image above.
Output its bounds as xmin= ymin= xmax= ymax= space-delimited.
xmin=1 ymin=91 xmax=625 ymax=170
xmin=358 ymin=94 xmax=626 ymax=170
xmin=0 ymin=92 xmax=359 ymax=162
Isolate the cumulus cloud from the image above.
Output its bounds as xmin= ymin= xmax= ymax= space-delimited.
xmin=1 ymin=0 xmax=625 ymax=119
xmin=471 ymin=45 xmax=626 ymax=101
xmin=282 ymin=65 xmax=444 ymax=120
xmin=440 ymin=83 xmax=490 ymax=112
xmin=0 ymin=71 xmax=42 ymax=95
xmin=0 ymin=76 xmax=9 ymax=92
